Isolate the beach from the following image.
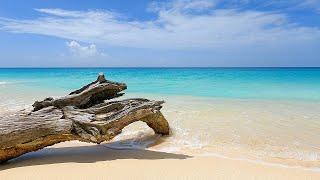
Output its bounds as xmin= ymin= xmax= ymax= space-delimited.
xmin=1 ymin=68 xmax=320 ymax=179
xmin=1 ymin=141 xmax=320 ymax=180
xmin=1 ymin=0 xmax=320 ymax=177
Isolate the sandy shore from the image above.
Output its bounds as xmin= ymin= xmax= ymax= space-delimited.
xmin=0 ymin=141 xmax=319 ymax=180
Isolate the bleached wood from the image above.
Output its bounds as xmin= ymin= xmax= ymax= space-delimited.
xmin=0 ymin=73 xmax=169 ymax=163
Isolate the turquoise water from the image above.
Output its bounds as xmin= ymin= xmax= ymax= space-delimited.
xmin=1 ymin=68 xmax=320 ymax=168
xmin=0 ymin=68 xmax=320 ymax=101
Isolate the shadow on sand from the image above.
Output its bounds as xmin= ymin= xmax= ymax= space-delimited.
xmin=0 ymin=138 xmax=191 ymax=171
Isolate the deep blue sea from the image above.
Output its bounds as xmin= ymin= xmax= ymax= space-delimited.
xmin=0 ymin=68 xmax=320 ymax=101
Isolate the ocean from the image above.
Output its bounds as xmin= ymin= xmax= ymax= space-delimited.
xmin=1 ymin=68 xmax=320 ymax=169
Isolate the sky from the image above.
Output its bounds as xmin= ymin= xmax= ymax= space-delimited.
xmin=0 ymin=0 xmax=319 ymax=67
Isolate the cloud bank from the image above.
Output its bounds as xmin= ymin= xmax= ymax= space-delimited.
xmin=0 ymin=0 xmax=319 ymax=50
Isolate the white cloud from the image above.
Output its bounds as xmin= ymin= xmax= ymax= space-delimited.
xmin=65 ymin=41 xmax=108 ymax=62
xmin=0 ymin=0 xmax=319 ymax=49
xmin=67 ymin=40 xmax=101 ymax=57
xmin=225 ymin=0 xmax=320 ymax=11
xmin=35 ymin=8 xmax=86 ymax=17
xmin=148 ymin=0 xmax=216 ymax=12
xmin=299 ymin=0 xmax=320 ymax=12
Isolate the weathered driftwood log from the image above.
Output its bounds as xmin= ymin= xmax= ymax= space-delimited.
xmin=0 ymin=73 xmax=169 ymax=163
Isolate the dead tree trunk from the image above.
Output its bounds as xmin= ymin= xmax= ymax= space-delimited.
xmin=0 ymin=73 xmax=169 ymax=163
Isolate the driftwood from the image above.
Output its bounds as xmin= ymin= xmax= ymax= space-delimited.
xmin=0 ymin=73 xmax=169 ymax=163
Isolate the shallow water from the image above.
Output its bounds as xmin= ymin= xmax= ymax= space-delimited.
xmin=1 ymin=68 xmax=320 ymax=169
xmin=108 ymin=94 xmax=320 ymax=169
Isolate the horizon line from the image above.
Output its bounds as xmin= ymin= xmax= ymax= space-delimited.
xmin=0 ymin=66 xmax=320 ymax=69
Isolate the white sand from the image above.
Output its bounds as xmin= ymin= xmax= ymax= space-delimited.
xmin=1 ymin=95 xmax=320 ymax=179
xmin=1 ymin=141 xmax=319 ymax=180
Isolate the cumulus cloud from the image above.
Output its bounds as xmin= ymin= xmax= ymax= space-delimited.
xmin=66 ymin=40 xmax=100 ymax=57
xmin=0 ymin=0 xmax=319 ymax=49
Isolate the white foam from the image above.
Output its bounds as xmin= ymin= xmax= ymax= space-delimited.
xmin=198 ymin=152 xmax=320 ymax=172
xmin=0 ymin=81 xmax=7 ymax=85
xmin=103 ymin=129 xmax=161 ymax=150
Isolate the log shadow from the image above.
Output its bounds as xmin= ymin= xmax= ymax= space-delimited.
xmin=0 ymin=137 xmax=190 ymax=171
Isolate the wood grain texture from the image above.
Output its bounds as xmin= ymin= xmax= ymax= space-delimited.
xmin=0 ymin=73 xmax=169 ymax=163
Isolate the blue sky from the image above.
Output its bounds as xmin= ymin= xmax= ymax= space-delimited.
xmin=0 ymin=0 xmax=319 ymax=67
